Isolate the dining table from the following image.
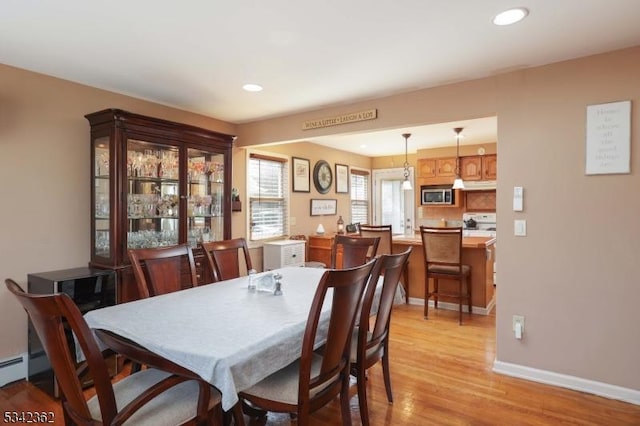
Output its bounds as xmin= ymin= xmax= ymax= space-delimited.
xmin=82 ymin=266 xmax=404 ymax=415
xmin=82 ymin=266 xmax=328 ymax=412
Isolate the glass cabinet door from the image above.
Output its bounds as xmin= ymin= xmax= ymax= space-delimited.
xmin=126 ymin=139 xmax=180 ymax=249
xmin=93 ymin=137 xmax=111 ymax=259
xmin=187 ymin=148 xmax=225 ymax=247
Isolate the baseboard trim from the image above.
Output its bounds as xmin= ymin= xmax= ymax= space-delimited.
xmin=0 ymin=354 xmax=27 ymax=387
xmin=407 ymin=297 xmax=494 ymax=316
xmin=493 ymin=360 xmax=640 ymax=406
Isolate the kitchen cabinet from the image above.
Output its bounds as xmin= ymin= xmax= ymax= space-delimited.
xmin=457 ymin=154 xmax=497 ymax=181
xmin=418 ymin=157 xmax=457 ymax=178
xmin=418 ymin=158 xmax=437 ymax=178
xmin=482 ymin=154 xmax=497 ymax=180
xmin=436 ymin=157 xmax=457 ymax=177
xmin=460 ymin=156 xmax=482 ymax=180
xmin=263 ymin=240 xmax=306 ymax=270
xmin=86 ymin=109 xmax=234 ymax=302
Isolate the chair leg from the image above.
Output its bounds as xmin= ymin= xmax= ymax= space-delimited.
xmin=467 ymin=276 xmax=472 ymax=315
xmin=403 ymin=262 xmax=410 ymax=304
xmin=340 ymin=374 xmax=353 ymax=426
xmin=357 ymin=366 xmax=370 ymax=426
xmin=382 ymin=341 xmax=393 ymax=404
xmin=458 ymin=278 xmax=463 ymax=325
xmin=433 ymin=279 xmax=439 ymax=309
xmin=423 ymin=274 xmax=429 ymax=319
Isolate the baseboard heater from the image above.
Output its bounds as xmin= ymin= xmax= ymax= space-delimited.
xmin=0 ymin=356 xmax=25 ymax=387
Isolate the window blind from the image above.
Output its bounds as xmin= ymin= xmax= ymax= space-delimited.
xmin=350 ymin=170 xmax=369 ymax=224
xmin=249 ymin=155 xmax=287 ymax=240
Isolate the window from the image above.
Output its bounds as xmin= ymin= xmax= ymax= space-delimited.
xmin=350 ymin=169 xmax=369 ymax=224
xmin=248 ymin=153 xmax=288 ymax=241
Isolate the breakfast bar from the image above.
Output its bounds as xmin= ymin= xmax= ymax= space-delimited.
xmin=393 ymin=235 xmax=496 ymax=314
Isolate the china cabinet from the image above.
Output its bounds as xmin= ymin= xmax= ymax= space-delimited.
xmin=87 ymin=109 xmax=235 ymax=302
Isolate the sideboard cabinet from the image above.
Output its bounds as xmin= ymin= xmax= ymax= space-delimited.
xmin=86 ymin=109 xmax=235 ymax=302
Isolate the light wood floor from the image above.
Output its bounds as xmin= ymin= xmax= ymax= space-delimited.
xmin=2 ymin=305 xmax=639 ymax=425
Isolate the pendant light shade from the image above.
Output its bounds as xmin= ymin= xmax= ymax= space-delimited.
xmin=402 ymin=133 xmax=412 ymax=191
xmin=452 ymin=127 xmax=465 ymax=189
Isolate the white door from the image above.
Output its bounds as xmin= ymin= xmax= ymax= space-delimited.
xmin=372 ymin=168 xmax=415 ymax=235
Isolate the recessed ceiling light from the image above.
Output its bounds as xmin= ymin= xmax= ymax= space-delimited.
xmin=493 ymin=7 xmax=529 ymax=26
xmin=242 ymin=83 xmax=263 ymax=92
xmin=360 ymin=144 xmax=367 ymax=148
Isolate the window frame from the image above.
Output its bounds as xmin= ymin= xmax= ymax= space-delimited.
xmin=349 ymin=167 xmax=370 ymax=225
xmin=246 ymin=150 xmax=289 ymax=243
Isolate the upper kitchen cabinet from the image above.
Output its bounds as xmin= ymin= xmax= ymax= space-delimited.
xmin=436 ymin=158 xmax=457 ymax=177
xmin=481 ymin=154 xmax=497 ymax=180
xmin=460 ymin=156 xmax=482 ymax=180
xmin=461 ymin=155 xmax=497 ymax=181
xmin=418 ymin=157 xmax=457 ymax=179
xmin=86 ymin=109 xmax=235 ymax=301
xmin=418 ymin=158 xmax=437 ymax=178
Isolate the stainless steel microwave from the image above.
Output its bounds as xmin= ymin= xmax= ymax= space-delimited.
xmin=421 ymin=185 xmax=455 ymax=205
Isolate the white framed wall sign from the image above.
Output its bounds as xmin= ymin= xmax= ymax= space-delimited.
xmin=585 ymin=100 xmax=631 ymax=175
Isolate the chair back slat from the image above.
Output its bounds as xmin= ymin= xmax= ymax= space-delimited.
xmin=201 ymin=238 xmax=253 ymax=281
xmin=332 ymin=235 xmax=380 ymax=269
xmin=359 ymin=249 xmax=411 ymax=356
xmin=129 ymin=244 xmax=198 ymax=298
xmin=359 ymin=224 xmax=393 ymax=256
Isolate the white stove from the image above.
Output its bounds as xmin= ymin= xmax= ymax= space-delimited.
xmin=462 ymin=212 xmax=497 ymax=238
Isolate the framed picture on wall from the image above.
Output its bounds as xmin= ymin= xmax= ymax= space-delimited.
xmin=335 ymin=164 xmax=349 ymax=193
xmin=292 ymin=157 xmax=310 ymax=192
xmin=310 ymin=199 xmax=337 ymax=216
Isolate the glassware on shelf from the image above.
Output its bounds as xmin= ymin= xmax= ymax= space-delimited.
xmin=95 ymin=194 xmax=110 ymax=218
xmin=127 ymin=230 xmax=178 ymax=249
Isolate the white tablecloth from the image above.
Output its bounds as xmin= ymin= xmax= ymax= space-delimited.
xmin=83 ymin=266 xmax=405 ymax=411
xmin=84 ymin=267 xmax=331 ymax=411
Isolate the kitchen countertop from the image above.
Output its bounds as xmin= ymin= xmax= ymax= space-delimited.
xmin=393 ymin=235 xmax=496 ymax=249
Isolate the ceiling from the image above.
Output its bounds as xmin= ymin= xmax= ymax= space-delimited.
xmin=2 ymin=1 xmax=640 ymax=155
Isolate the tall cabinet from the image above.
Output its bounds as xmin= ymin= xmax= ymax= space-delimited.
xmin=86 ymin=109 xmax=235 ymax=302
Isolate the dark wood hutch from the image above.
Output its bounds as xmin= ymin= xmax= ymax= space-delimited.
xmin=86 ymin=109 xmax=235 ymax=302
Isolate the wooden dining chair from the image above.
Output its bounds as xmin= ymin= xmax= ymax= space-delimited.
xmin=5 ymin=279 xmax=222 ymax=426
xmin=359 ymin=224 xmax=392 ymax=256
xmin=420 ymin=226 xmax=471 ymax=324
xmin=128 ymin=243 xmax=198 ymax=299
xmin=239 ymin=259 xmax=378 ymax=426
xmin=331 ymin=235 xmax=380 ymax=269
xmin=359 ymin=224 xmax=410 ymax=304
xmin=201 ymin=237 xmax=253 ymax=282
xmin=351 ymin=248 xmax=411 ymax=426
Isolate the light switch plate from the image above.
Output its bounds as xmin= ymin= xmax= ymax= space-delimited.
xmin=513 ymin=186 xmax=524 ymax=211
xmin=514 ymin=219 xmax=527 ymax=236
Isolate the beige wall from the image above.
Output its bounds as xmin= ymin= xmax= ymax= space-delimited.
xmin=0 ymin=64 xmax=236 ymax=360
xmin=236 ymin=142 xmax=372 ymax=239
xmin=1 ymin=44 xmax=639 ymax=396
xmin=236 ymin=47 xmax=640 ymax=393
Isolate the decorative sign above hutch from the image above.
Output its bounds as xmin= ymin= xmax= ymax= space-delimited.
xmin=302 ymin=109 xmax=377 ymax=130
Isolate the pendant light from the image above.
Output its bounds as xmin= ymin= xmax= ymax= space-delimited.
xmin=401 ymin=133 xmax=412 ymax=191
xmin=452 ymin=127 xmax=465 ymax=189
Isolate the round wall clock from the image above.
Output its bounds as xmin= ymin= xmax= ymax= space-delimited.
xmin=313 ymin=160 xmax=333 ymax=194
